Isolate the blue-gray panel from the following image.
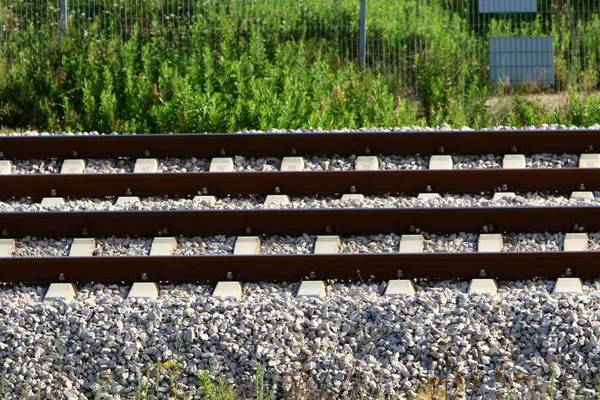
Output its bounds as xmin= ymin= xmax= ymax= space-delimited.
xmin=479 ymin=0 xmax=537 ymax=13
xmin=489 ymin=37 xmax=554 ymax=85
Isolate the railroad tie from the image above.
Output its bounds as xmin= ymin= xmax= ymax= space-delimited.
xmin=553 ymin=278 xmax=583 ymax=294
xmin=296 ymin=281 xmax=326 ymax=298
xmin=354 ymin=156 xmax=379 ymax=171
xmin=133 ymin=158 xmax=158 ymax=173
xmin=384 ymin=280 xmax=416 ymax=297
xmin=149 ymin=237 xmax=177 ymax=256
xmin=280 ymin=157 xmax=305 ymax=171
xmin=233 ymin=237 xmax=261 ymax=255
xmin=60 ymin=159 xmax=85 ymax=174
xmin=0 ymin=160 xmax=12 ymax=175
xmin=115 ymin=196 xmax=141 ymax=206
xmin=212 ymin=281 xmax=242 ymax=299
xmin=193 ymin=195 xmax=217 ymax=205
xmin=313 ymin=236 xmax=341 ymax=254
xmin=127 ymin=282 xmax=159 ymax=299
xmin=428 ymin=155 xmax=453 ymax=170
xmin=563 ymin=233 xmax=589 ymax=252
xmin=340 ymin=194 xmax=364 ymax=201
xmin=0 ymin=239 xmax=15 ymax=257
xmin=570 ymin=191 xmax=594 ymax=200
xmin=44 ymin=283 xmax=77 ymax=302
xmin=40 ymin=197 xmax=65 ymax=207
xmin=578 ymin=153 xmax=600 ymax=168
xmin=467 ymin=279 xmax=498 ymax=295
xmin=398 ymin=234 xmax=424 ymax=253
xmin=68 ymin=238 xmax=96 ymax=257
xmin=502 ymin=154 xmax=526 ymax=169
xmin=263 ymin=195 xmax=290 ymax=207
xmin=209 ymin=157 xmax=234 ymax=172
xmin=477 ymin=234 xmax=503 ymax=253
xmin=492 ymin=192 xmax=517 ymax=201
xmin=417 ymin=193 xmax=441 ymax=200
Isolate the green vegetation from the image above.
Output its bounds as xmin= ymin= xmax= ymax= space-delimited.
xmin=1 ymin=0 xmax=600 ymax=133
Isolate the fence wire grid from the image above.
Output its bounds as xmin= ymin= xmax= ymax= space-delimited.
xmin=1 ymin=0 xmax=599 ymax=93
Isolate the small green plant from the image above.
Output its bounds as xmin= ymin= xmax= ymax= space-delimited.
xmin=197 ymin=371 xmax=238 ymax=400
xmin=253 ymin=363 xmax=275 ymax=400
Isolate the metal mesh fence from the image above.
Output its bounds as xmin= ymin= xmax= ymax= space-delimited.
xmin=1 ymin=0 xmax=599 ymax=93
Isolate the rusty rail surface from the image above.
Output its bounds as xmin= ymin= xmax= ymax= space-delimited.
xmin=0 ymin=252 xmax=596 ymax=284
xmin=0 ymin=207 xmax=596 ymax=237
xmin=1 ymin=129 xmax=599 ymax=158
xmin=0 ymin=169 xmax=599 ymax=198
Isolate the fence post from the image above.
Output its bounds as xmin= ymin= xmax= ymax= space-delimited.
xmin=60 ymin=0 xmax=68 ymax=33
xmin=358 ymin=0 xmax=367 ymax=67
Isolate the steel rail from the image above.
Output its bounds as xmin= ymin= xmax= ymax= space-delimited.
xmin=1 ymin=130 xmax=599 ymax=158
xmin=0 ymin=207 xmax=597 ymax=238
xmin=1 ymin=169 xmax=600 ymax=198
xmin=0 ymin=252 xmax=597 ymax=284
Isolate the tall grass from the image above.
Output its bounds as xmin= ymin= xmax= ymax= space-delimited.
xmin=1 ymin=0 xmax=600 ymax=132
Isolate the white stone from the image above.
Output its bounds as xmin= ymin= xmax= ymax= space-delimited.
xmin=60 ymin=159 xmax=86 ymax=174
xmin=41 ymin=197 xmax=65 ymax=207
xmin=478 ymin=234 xmax=503 ymax=252
xmin=133 ymin=158 xmax=158 ymax=173
xmin=354 ymin=156 xmax=379 ymax=171
xmin=341 ymin=194 xmax=365 ymax=201
xmin=297 ymin=281 xmax=326 ymax=298
xmin=280 ymin=157 xmax=305 ymax=171
xmin=68 ymin=238 xmax=96 ymax=257
xmin=383 ymin=280 xmax=416 ymax=296
xmin=502 ymin=154 xmax=526 ymax=169
xmin=553 ymin=278 xmax=583 ymax=294
xmin=209 ymin=158 xmax=234 ymax=172
xmin=149 ymin=237 xmax=177 ymax=256
xmin=571 ymin=191 xmax=594 ymax=200
xmin=399 ymin=235 xmax=424 ymax=253
xmin=0 ymin=160 xmax=12 ymax=175
xmin=468 ymin=279 xmax=498 ymax=295
xmin=314 ymin=236 xmax=341 ymax=254
xmin=127 ymin=282 xmax=159 ymax=299
xmin=212 ymin=281 xmax=242 ymax=299
xmin=44 ymin=283 xmax=77 ymax=301
xmin=0 ymin=239 xmax=15 ymax=257
xmin=116 ymin=196 xmax=140 ymax=206
xmin=564 ymin=233 xmax=589 ymax=252
xmin=417 ymin=193 xmax=441 ymax=200
xmin=264 ymin=195 xmax=290 ymax=206
xmin=492 ymin=192 xmax=517 ymax=200
xmin=579 ymin=154 xmax=600 ymax=168
xmin=233 ymin=236 xmax=261 ymax=255
xmin=428 ymin=155 xmax=453 ymax=170
xmin=193 ymin=195 xmax=217 ymax=205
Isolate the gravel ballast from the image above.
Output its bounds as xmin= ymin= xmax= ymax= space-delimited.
xmin=2 ymin=193 xmax=600 ymax=213
xmin=1 ymin=281 xmax=599 ymax=399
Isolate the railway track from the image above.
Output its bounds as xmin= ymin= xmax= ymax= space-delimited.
xmin=2 ymin=129 xmax=600 ymax=287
